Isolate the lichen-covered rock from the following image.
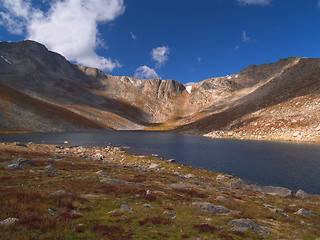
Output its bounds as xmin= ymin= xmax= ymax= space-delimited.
xmin=295 ymin=189 xmax=308 ymax=198
xmin=294 ymin=208 xmax=316 ymax=217
xmin=228 ymin=218 xmax=268 ymax=232
xmin=7 ymin=164 xmax=22 ymax=170
xmin=192 ymin=202 xmax=238 ymax=214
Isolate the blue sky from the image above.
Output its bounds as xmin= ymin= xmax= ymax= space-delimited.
xmin=1 ymin=0 xmax=320 ymax=84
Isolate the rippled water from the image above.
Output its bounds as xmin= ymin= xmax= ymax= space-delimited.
xmin=1 ymin=131 xmax=320 ymax=194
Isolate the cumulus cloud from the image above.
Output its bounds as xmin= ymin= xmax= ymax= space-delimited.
xmin=0 ymin=0 xmax=31 ymax=34
xmin=242 ymin=31 xmax=251 ymax=42
xmin=237 ymin=0 xmax=271 ymax=6
xmin=0 ymin=0 xmax=125 ymax=71
xmin=134 ymin=65 xmax=159 ymax=79
xmin=151 ymin=46 xmax=170 ymax=67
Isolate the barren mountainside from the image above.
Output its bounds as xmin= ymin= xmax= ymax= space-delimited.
xmin=1 ymin=40 xmax=320 ymax=142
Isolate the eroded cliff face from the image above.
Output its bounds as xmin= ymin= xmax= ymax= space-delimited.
xmin=1 ymin=40 xmax=320 ymax=142
xmin=0 ymin=40 xmax=188 ymax=131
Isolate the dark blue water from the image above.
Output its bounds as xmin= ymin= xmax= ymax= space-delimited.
xmin=1 ymin=131 xmax=320 ymax=194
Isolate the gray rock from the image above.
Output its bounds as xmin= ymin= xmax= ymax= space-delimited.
xmin=48 ymin=209 xmax=57 ymax=215
xmin=149 ymin=163 xmax=162 ymax=169
xmin=165 ymin=159 xmax=175 ymax=163
xmin=166 ymin=183 xmax=188 ymax=189
xmin=143 ymin=203 xmax=154 ymax=209
xmin=227 ymin=179 xmax=245 ymax=188
xmin=184 ymin=174 xmax=195 ymax=178
xmin=120 ymin=204 xmax=133 ymax=212
xmin=96 ymin=170 xmax=109 ymax=177
xmin=16 ymin=158 xmax=38 ymax=167
xmin=7 ymin=164 xmax=22 ymax=170
xmin=44 ymin=164 xmax=56 ymax=172
xmin=259 ymin=186 xmax=292 ymax=197
xmin=294 ymin=208 xmax=317 ymax=217
xmin=228 ymin=218 xmax=268 ymax=232
xmin=227 ymin=179 xmax=292 ymax=197
xmin=50 ymin=190 xmax=73 ymax=197
xmin=100 ymin=178 xmax=143 ymax=186
xmin=216 ymin=196 xmax=233 ymax=205
xmin=0 ymin=217 xmax=19 ymax=226
xmin=263 ymin=203 xmax=274 ymax=208
xmin=14 ymin=142 xmax=27 ymax=147
xmin=295 ymin=189 xmax=308 ymax=198
xmin=192 ymin=202 xmax=237 ymax=214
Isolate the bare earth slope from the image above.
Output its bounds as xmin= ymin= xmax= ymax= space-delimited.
xmin=1 ymin=40 xmax=320 ymax=142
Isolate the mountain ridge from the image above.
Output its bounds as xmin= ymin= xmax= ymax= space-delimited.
xmin=1 ymin=40 xmax=320 ymax=142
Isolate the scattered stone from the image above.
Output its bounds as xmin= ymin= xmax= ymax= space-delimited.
xmin=95 ymin=170 xmax=109 ymax=177
xmin=143 ymin=204 xmax=154 ymax=209
xmin=107 ymin=210 xmax=118 ymax=215
xmin=166 ymin=183 xmax=188 ymax=189
xmin=192 ymin=202 xmax=238 ymax=214
xmin=48 ymin=209 xmax=57 ymax=215
xmin=216 ymin=174 xmax=232 ymax=180
xmin=44 ymin=164 xmax=57 ymax=172
xmin=100 ymin=178 xmax=142 ymax=186
xmin=149 ymin=163 xmax=162 ymax=169
xmin=263 ymin=204 xmax=274 ymax=208
xmin=50 ymin=190 xmax=73 ymax=197
xmin=295 ymin=189 xmax=308 ymax=198
xmin=227 ymin=179 xmax=245 ymax=188
xmin=165 ymin=159 xmax=175 ymax=163
xmin=216 ymin=196 xmax=233 ymax=205
xmin=0 ymin=218 xmax=19 ymax=226
xmin=258 ymin=186 xmax=292 ymax=197
xmin=294 ymin=208 xmax=317 ymax=217
xmin=184 ymin=174 xmax=195 ymax=178
xmin=228 ymin=179 xmax=292 ymax=197
xmin=7 ymin=164 xmax=22 ymax=170
xmin=63 ymin=141 xmax=69 ymax=144
xmin=228 ymin=218 xmax=268 ymax=232
xmin=14 ymin=142 xmax=27 ymax=147
xmin=16 ymin=158 xmax=38 ymax=167
xmin=120 ymin=204 xmax=133 ymax=212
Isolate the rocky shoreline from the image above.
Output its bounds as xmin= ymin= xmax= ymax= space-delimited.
xmin=0 ymin=142 xmax=319 ymax=239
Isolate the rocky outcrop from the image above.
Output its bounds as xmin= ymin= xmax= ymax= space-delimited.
xmin=1 ymin=40 xmax=320 ymax=142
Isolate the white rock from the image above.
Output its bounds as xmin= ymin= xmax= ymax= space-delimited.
xmin=0 ymin=218 xmax=18 ymax=226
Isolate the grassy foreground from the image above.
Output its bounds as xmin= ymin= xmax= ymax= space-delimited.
xmin=0 ymin=142 xmax=319 ymax=240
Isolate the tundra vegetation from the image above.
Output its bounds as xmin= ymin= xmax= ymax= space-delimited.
xmin=0 ymin=142 xmax=319 ymax=239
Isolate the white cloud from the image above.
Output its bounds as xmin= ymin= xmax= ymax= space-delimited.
xmin=0 ymin=0 xmax=125 ymax=72
xmin=134 ymin=65 xmax=159 ymax=79
xmin=130 ymin=31 xmax=137 ymax=40
xmin=151 ymin=46 xmax=170 ymax=67
xmin=242 ymin=31 xmax=251 ymax=42
xmin=237 ymin=0 xmax=271 ymax=6
xmin=197 ymin=57 xmax=202 ymax=62
xmin=318 ymin=1 xmax=320 ymax=7
xmin=0 ymin=0 xmax=31 ymax=34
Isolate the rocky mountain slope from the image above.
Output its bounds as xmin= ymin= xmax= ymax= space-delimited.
xmin=1 ymin=40 xmax=320 ymax=142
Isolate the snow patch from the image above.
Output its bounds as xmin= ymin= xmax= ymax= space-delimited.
xmin=1 ymin=55 xmax=11 ymax=64
xmin=235 ymin=74 xmax=239 ymax=78
xmin=186 ymin=85 xmax=192 ymax=94
xmin=227 ymin=75 xmax=232 ymax=79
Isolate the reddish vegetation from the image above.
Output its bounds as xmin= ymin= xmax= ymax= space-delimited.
xmin=138 ymin=216 xmax=172 ymax=226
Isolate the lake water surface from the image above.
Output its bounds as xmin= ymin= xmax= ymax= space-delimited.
xmin=1 ymin=131 xmax=320 ymax=194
